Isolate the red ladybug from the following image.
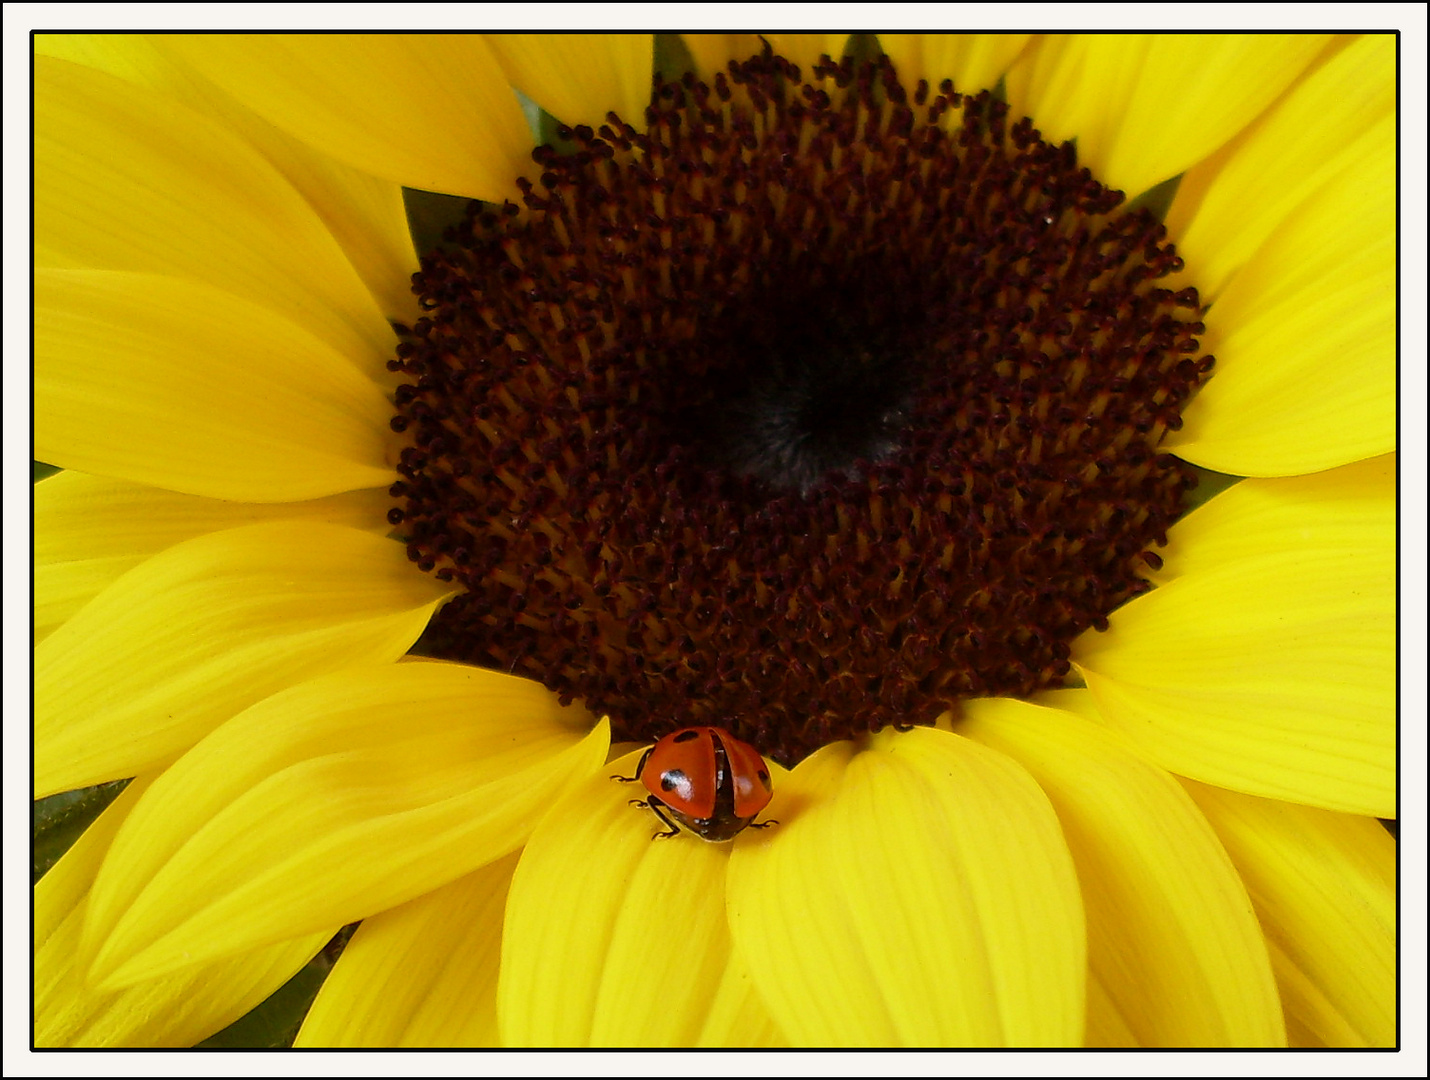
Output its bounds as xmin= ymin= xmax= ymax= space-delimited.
xmin=613 ymin=726 xmax=777 ymax=841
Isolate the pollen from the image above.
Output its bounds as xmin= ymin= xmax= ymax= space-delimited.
xmin=389 ymin=49 xmax=1212 ymax=766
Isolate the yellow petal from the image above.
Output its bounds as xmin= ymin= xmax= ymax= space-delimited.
xmin=1005 ymin=35 xmax=1330 ymax=198
xmin=1032 ymin=686 xmax=1105 ymax=722
xmin=1084 ymin=971 xmax=1140 ymax=1048
xmin=879 ymin=33 xmax=1031 ymax=94
xmin=36 ymin=269 xmax=397 ymax=501
xmin=1154 ymin=454 xmax=1395 ymax=583
xmin=1183 ymin=781 xmax=1395 ymax=1047
xmin=1166 ymin=121 xmax=1394 ymax=476
xmin=83 ymin=665 xmax=604 ymax=989
xmin=485 ymin=34 xmax=653 ymax=136
xmin=1268 ymin=938 xmax=1358 ymax=1048
xmin=36 ymin=777 xmax=332 ymax=1047
xmin=962 ymin=697 xmax=1285 ymax=1046
xmin=296 ymin=851 xmax=522 ymax=1047
xmin=34 ymin=472 xmax=392 ymax=642
xmin=1167 ymin=35 xmax=1395 ymax=301
xmin=35 ymin=33 xmax=420 ymax=325
xmin=499 ymin=748 xmax=757 ymax=1046
xmin=35 ymin=54 xmax=392 ymax=363
xmin=38 ymin=780 xmax=158 ymax=963
xmin=251 ymin=138 xmax=418 ymax=327
xmin=691 ymin=947 xmax=788 ymax=1048
xmin=1074 ymin=457 xmax=1394 ymax=817
xmin=160 ymin=35 xmax=533 ymax=201
xmin=727 ymin=729 xmax=1084 ymax=1046
xmin=35 ymin=557 xmax=130 ymax=648
xmin=34 ymin=32 xmax=174 ymax=85
xmin=35 ymin=523 xmax=449 ymax=797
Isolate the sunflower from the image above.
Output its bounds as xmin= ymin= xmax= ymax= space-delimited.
xmin=33 ymin=33 xmax=1396 ymax=1048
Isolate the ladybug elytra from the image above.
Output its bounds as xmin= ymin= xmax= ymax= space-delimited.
xmin=612 ymin=726 xmax=777 ymax=841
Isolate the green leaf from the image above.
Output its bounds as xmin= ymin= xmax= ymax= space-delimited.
xmin=197 ymin=925 xmax=357 ymax=1047
xmin=654 ymin=33 xmax=696 ymax=83
xmin=33 ymin=779 xmax=131 ymax=882
xmin=1127 ymin=173 xmax=1183 ymax=222
xmin=1181 ymin=462 xmax=1242 ymax=514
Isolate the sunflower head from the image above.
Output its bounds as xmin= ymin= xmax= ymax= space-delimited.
xmin=390 ymin=47 xmax=1213 ymax=765
xmin=33 ymin=32 xmax=1395 ymax=1050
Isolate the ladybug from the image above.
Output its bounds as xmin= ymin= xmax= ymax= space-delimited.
xmin=613 ymin=726 xmax=777 ymax=841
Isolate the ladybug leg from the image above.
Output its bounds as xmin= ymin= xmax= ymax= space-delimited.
xmin=747 ymin=818 xmax=779 ymax=830
xmin=610 ymin=745 xmax=654 ymax=784
xmin=643 ymin=796 xmax=683 ymax=841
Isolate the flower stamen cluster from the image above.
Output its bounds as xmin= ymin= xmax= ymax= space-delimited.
xmin=390 ymin=50 xmax=1212 ymax=765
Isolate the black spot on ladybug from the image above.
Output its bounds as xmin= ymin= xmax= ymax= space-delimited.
xmin=672 ymin=730 xmax=701 ymax=743
xmin=660 ymin=769 xmax=688 ymax=792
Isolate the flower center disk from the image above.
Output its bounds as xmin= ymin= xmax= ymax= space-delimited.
xmin=389 ymin=50 xmax=1212 ymax=766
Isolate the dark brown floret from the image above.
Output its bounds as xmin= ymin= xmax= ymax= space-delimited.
xmin=390 ymin=50 xmax=1211 ymax=767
